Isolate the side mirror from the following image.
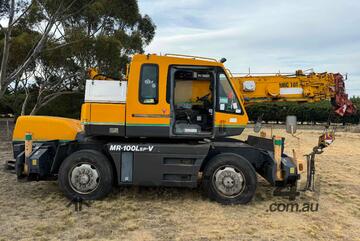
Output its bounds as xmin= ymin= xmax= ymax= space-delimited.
xmin=254 ymin=116 xmax=262 ymax=133
xmin=286 ymin=116 xmax=297 ymax=134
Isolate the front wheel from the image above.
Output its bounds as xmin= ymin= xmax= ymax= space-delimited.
xmin=202 ymin=154 xmax=257 ymax=204
xmin=58 ymin=150 xmax=113 ymax=200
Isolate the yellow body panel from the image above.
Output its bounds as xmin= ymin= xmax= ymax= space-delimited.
xmin=81 ymin=103 xmax=125 ymax=125
xmin=13 ymin=116 xmax=83 ymax=142
xmin=81 ymin=103 xmax=91 ymax=123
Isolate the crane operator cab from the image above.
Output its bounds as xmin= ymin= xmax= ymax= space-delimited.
xmin=170 ymin=66 xmax=245 ymax=138
xmin=81 ymin=54 xmax=248 ymax=139
xmin=171 ymin=67 xmax=215 ymax=136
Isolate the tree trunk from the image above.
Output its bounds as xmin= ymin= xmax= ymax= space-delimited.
xmin=30 ymin=103 xmax=40 ymax=115
xmin=0 ymin=0 xmax=15 ymax=99
xmin=21 ymin=90 xmax=30 ymax=116
xmin=0 ymin=31 xmax=11 ymax=96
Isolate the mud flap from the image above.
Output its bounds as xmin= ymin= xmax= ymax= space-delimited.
xmin=15 ymin=151 xmax=26 ymax=179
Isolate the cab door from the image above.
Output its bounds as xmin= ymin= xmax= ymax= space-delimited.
xmin=125 ymin=59 xmax=170 ymax=137
xmin=214 ymin=68 xmax=248 ymax=137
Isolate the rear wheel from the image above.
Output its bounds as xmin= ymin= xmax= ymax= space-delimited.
xmin=202 ymin=154 xmax=257 ymax=204
xmin=58 ymin=150 xmax=113 ymax=200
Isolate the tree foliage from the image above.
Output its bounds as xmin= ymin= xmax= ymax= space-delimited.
xmin=0 ymin=0 xmax=156 ymax=114
xmin=246 ymin=97 xmax=360 ymax=124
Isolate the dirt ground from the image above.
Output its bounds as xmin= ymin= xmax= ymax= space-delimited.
xmin=0 ymin=122 xmax=359 ymax=241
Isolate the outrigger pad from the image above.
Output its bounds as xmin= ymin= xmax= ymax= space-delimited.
xmin=4 ymin=160 xmax=16 ymax=173
xmin=273 ymin=186 xmax=300 ymax=201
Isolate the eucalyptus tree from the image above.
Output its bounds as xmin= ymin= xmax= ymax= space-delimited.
xmin=0 ymin=0 xmax=156 ymax=115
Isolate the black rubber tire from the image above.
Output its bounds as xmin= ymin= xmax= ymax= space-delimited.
xmin=202 ymin=153 xmax=257 ymax=205
xmin=58 ymin=149 xmax=113 ymax=200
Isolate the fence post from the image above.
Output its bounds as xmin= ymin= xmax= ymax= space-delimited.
xmin=6 ymin=120 xmax=10 ymax=139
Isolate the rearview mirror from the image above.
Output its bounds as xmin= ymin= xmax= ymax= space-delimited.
xmin=286 ymin=116 xmax=297 ymax=134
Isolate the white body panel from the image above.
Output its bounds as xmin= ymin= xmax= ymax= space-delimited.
xmin=280 ymin=87 xmax=303 ymax=95
xmin=85 ymin=79 xmax=127 ymax=103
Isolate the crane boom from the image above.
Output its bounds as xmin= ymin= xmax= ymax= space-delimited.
xmin=231 ymin=70 xmax=356 ymax=116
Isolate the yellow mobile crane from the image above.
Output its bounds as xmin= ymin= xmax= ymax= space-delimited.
xmin=9 ymin=54 xmax=352 ymax=204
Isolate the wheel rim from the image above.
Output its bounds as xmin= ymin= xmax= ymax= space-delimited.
xmin=212 ymin=166 xmax=245 ymax=198
xmin=69 ymin=163 xmax=100 ymax=194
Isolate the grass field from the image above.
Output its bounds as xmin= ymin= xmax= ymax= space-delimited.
xmin=0 ymin=122 xmax=359 ymax=240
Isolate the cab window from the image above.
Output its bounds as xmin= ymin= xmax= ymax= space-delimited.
xmin=139 ymin=64 xmax=159 ymax=104
xmin=217 ymin=71 xmax=242 ymax=114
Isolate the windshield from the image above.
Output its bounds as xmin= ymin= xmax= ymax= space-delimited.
xmin=217 ymin=70 xmax=242 ymax=114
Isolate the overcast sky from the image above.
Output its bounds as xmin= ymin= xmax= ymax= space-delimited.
xmin=138 ymin=0 xmax=360 ymax=96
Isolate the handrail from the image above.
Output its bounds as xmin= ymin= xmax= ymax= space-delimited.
xmin=232 ymin=72 xmax=294 ymax=76
xmin=164 ymin=53 xmax=218 ymax=62
xmin=226 ymin=68 xmax=234 ymax=78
